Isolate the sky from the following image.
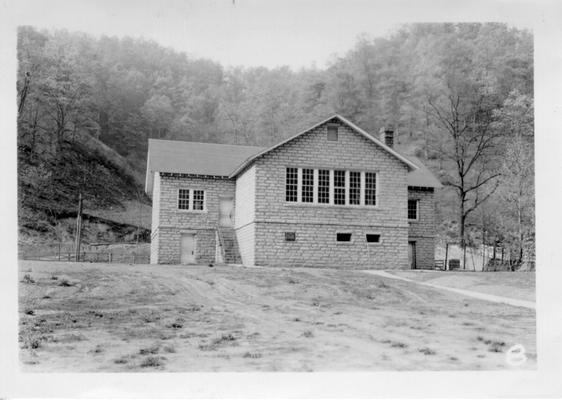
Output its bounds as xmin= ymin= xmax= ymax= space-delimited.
xmin=9 ymin=0 xmax=536 ymax=70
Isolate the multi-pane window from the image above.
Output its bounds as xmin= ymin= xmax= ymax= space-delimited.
xmin=284 ymin=168 xmax=377 ymax=207
xmin=301 ymin=169 xmax=314 ymax=203
xmin=334 ymin=170 xmax=346 ymax=205
xmin=408 ymin=199 xmax=418 ymax=220
xmin=365 ymin=172 xmax=377 ymax=206
xmin=349 ymin=171 xmax=361 ymax=205
xmin=317 ymin=170 xmax=330 ymax=204
xmin=286 ymin=167 xmax=298 ymax=202
xmin=193 ymin=190 xmax=205 ymax=211
xmin=178 ymin=189 xmax=205 ymax=211
xmin=178 ymin=189 xmax=190 ymax=210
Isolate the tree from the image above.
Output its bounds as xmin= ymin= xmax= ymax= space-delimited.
xmin=494 ymin=91 xmax=534 ymax=266
xmin=425 ymin=37 xmax=504 ymax=256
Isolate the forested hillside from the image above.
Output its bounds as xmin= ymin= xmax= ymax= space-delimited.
xmin=17 ymin=23 xmax=534 ymax=263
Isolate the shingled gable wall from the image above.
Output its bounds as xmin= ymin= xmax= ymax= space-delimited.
xmin=247 ymin=118 xmax=410 ymax=269
xmin=151 ymin=173 xmax=235 ymax=264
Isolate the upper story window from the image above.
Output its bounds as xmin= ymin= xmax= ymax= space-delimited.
xmin=286 ymin=167 xmax=298 ymax=202
xmin=178 ymin=189 xmax=190 ymax=210
xmin=193 ymin=190 xmax=205 ymax=211
xmin=365 ymin=172 xmax=377 ymax=206
xmin=334 ymin=170 xmax=346 ymax=205
xmin=327 ymin=124 xmax=338 ymax=141
xmin=408 ymin=199 xmax=418 ymax=220
xmin=301 ymin=168 xmax=314 ymax=203
xmin=285 ymin=167 xmax=378 ymax=207
xmin=178 ymin=189 xmax=205 ymax=211
xmin=317 ymin=169 xmax=330 ymax=204
xmin=349 ymin=171 xmax=361 ymax=205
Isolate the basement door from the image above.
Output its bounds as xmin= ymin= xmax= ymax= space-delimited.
xmin=219 ymin=197 xmax=234 ymax=227
xmin=180 ymin=233 xmax=196 ymax=264
xmin=408 ymin=241 xmax=417 ymax=269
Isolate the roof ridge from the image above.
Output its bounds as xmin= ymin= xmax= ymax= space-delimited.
xmin=148 ymin=138 xmax=265 ymax=148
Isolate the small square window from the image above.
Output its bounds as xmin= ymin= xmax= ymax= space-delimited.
xmin=366 ymin=234 xmax=380 ymax=243
xmin=336 ymin=232 xmax=352 ymax=242
xmin=327 ymin=125 xmax=338 ymax=141
xmin=285 ymin=232 xmax=296 ymax=242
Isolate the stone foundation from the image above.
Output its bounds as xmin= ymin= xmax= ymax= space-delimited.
xmin=253 ymin=222 xmax=409 ymax=269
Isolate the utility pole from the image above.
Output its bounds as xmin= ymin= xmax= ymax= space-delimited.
xmin=74 ymin=192 xmax=83 ymax=262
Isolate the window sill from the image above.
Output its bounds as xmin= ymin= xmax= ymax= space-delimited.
xmin=177 ymin=210 xmax=207 ymax=214
xmin=285 ymin=202 xmax=379 ymax=210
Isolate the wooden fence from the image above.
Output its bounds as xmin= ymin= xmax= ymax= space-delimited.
xmin=20 ymin=243 xmax=150 ymax=264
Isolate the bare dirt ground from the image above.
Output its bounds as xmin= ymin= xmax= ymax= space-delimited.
xmin=18 ymin=261 xmax=536 ymax=372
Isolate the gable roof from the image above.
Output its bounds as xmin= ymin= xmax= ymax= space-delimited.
xmin=145 ymin=115 xmax=442 ymax=195
xmin=229 ymin=114 xmax=418 ymax=177
xmin=403 ymin=155 xmax=443 ymax=189
xmin=144 ymin=139 xmax=264 ymax=194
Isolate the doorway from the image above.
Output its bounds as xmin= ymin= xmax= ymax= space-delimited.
xmin=219 ymin=197 xmax=234 ymax=227
xmin=408 ymin=241 xmax=417 ymax=269
xmin=180 ymin=233 xmax=196 ymax=264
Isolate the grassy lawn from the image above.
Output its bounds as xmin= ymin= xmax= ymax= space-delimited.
xmin=389 ymin=270 xmax=535 ymax=302
xmin=19 ymin=260 xmax=536 ymax=372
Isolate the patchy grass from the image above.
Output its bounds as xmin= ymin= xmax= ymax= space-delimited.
xmin=18 ymin=260 xmax=536 ymax=372
xmin=139 ymin=343 xmax=161 ymax=355
xmin=418 ymin=347 xmax=437 ymax=356
xmin=140 ymin=356 xmax=166 ymax=368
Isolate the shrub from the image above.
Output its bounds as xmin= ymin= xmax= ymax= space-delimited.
xmin=22 ymin=274 xmax=35 ymax=284
xmin=163 ymin=344 xmax=176 ymax=353
xmin=140 ymin=356 xmax=164 ymax=368
xmin=243 ymin=352 xmax=262 ymax=359
xmin=488 ymin=341 xmax=506 ymax=353
xmin=58 ymin=279 xmax=73 ymax=287
xmin=418 ymin=347 xmax=436 ymax=355
xmin=302 ymin=330 xmax=314 ymax=338
xmin=139 ymin=344 xmax=160 ymax=355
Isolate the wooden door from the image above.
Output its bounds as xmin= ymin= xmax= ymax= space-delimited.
xmin=219 ymin=197 xmax=234 ymax=227
xmin=180 ymin=233 xmax=196 ymax=264
xmin=408 ymin=241 xmax=416 ymax=269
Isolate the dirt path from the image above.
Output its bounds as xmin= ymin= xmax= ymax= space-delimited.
xmin=363 ymin=271 xmax=536 ymax=310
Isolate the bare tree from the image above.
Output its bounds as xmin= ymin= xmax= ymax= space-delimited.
xmin=426 ymin=86 xmax=502 ymax=255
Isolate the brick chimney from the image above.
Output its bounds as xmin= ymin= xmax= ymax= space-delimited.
xmin=379 ymin=127 xmax=394 ymax=148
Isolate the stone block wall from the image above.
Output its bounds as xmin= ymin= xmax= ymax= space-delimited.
xmin=408 ymin=187 xmax=436 ymax=269
xmin=249 ymin=118 xmax=411 ymax=269
xmin=254 ymin=222 xmax=409 ymax=269
xmin=151 ymin=173 xmax=235 ymax=264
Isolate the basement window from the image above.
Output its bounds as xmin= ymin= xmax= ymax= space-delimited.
xmin=366 ymin=234 xmax=381 ymax=243
xmin=327 ymin=124 xmax=338 ymax=141
xmin=285 ymin=232 xmax=296 ymax=242
xmin=336 ymin=232 xmax=352 ymax=242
